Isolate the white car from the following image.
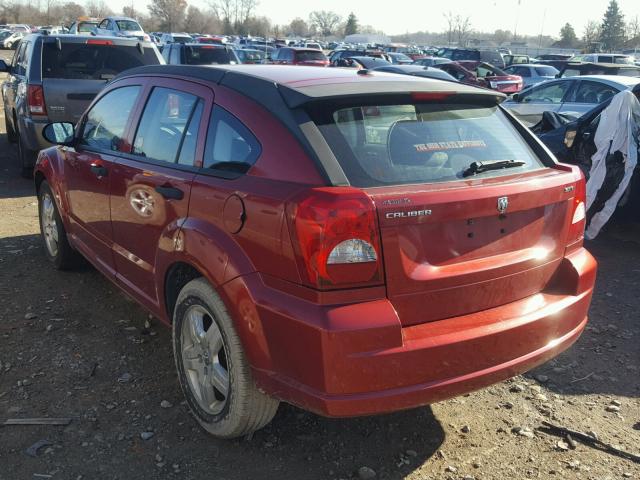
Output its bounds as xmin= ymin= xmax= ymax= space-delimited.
xmin=304 ymin=42 xmax=322 ymax=50
xmin=159 ymin=33 xmax=192 ymax=47
xmin=3 ymin=31 xmax=25 ymax=49
xmin=94 ymin=16 xmax=150 ymax=42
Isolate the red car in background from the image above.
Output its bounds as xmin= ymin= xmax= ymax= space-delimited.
xmin=271 ymin=47 xmax=329 ymax=66
xmin=438 ymin=61 xmax=524 ymax=94
xmin=34 ymin=65 xmax=595 ymax=439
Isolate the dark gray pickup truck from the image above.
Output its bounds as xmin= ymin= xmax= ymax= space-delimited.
xmin=0 ymin=34 xmax=163 ymax=177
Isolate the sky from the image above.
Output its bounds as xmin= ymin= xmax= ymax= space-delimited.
xmin=126 ymin=0 xmax=640 ymax=37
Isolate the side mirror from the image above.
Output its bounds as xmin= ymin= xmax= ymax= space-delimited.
xmin=512 ymin=93 xmax=520 ymax=102
xmin=43 ymin=122 xmax=75 ymax=146
xmin=0 ymin=59 xmax=8 ymax=73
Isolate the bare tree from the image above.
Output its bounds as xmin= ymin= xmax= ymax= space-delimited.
xmin=493 ymin=29 xmax=511 ymax=45
xmin=148 ymin=0 xmax=187 ymax=32
xmin=444 ymin=11 xmax=455 ymax=45
xmin=208 ymin=0 xmax=257 ymax=33
xmin=308 ymin=10 xmax=341 ymax=37
xmin=627 ymin=15 xmax=640 ymax=42
xmin=184 ymin=5 xmax=221 ymax=34
xmin=289 ymin=17 xmax=309 ymax=37
xmin=455 ymin=15 xmax=472 ymax=47
xmin=85 ymin=0 xmax=113 ymax=18
xmin=583 ymin=20 xmax=601 ymax=47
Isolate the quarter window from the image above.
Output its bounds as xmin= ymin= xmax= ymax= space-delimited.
xmin=132 ymin=87 xmax=201 ymax=164
xmin=571 ymin=81 xmax=619 ymax=104
xmin=203 ymin=107 xmax=260 ymax=174
xmin=80 ymin=86 xmax=141 ymax=152
xmin=520 ymin=81 xmax=571 ymax=104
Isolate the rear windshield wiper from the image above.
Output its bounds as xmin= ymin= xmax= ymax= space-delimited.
xmin=462 ymin=160 xmax=526 ymax=178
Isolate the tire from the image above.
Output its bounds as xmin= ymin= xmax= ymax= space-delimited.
xmin=5 ymin=111 xmax=17 ymax=144
xmin=173 ymin=278 xmax=279 ymax=438
xmin=17 ymin=129 xmax=36 ymax=179
xmin=38 ymin=181 xmax=81 ymax=270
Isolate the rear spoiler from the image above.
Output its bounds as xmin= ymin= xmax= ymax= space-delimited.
xmin=278 ymin=81 xmax=506 ymax=109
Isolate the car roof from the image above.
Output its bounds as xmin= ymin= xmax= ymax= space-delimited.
xmin=117 ymin=65 xmax=502 ymax=108
xmin=507 ymin=64 xmax=554 ymax=68
xmin=106 ymin=16 xmax=138 ymax=21
xmin=576 ymin=75 xmax=640 ymax=86
xmin=24 ymin=33 xmax=154 ymax=45
xmin=563 ymin=61 xmax=638 ymax=69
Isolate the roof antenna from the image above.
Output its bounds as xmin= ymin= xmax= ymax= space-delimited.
xmin=136 ymin=42 xmax=144 ymax=55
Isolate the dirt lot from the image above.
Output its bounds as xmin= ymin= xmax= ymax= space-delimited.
xmin=0 ymin=56 xmax=639 ymax=479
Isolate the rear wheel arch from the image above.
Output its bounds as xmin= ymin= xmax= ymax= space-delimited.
xmin=164 ymin=261 xmax=205 ymax=322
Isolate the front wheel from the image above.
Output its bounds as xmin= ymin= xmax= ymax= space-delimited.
xmin=38 ymin=181 xmax=81 ymax=269
xmin=173 ymin=278 xmax=279 ymax=438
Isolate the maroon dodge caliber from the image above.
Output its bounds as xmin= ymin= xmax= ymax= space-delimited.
xmin=35 ymin=65 xmax=596 ymax=438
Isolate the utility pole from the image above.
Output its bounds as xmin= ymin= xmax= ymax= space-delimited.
xmin=537 ymin=8 xmax=546 ymax=55
xmin=513 ymin=0 xmax=521 ymax=41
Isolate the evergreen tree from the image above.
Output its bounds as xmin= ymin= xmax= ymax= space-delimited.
xmin=558 ymin=23 xmax=578 ymax=48
xmin=600 ymin=0 xmax=626 ymax=51
xmin=344 ymin=12 xmax=358 ymax=36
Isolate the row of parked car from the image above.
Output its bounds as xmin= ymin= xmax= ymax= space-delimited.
xmin=4 ymin=29 xmax=640 ymax=178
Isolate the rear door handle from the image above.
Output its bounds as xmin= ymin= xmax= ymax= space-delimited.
xmin=155 ymin=185 xmax=184 ymax=200
xmin=90 ymin=163 xmax=108 ymax=177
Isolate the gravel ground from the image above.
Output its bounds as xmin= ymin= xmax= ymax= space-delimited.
xmin=0 ymin=53 xmax=638 ymax=479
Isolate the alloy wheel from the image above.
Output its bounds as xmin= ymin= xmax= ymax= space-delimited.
xmin=181 ymin=305 xmax=230 ymax=415
xmin=41 ymin=192 xmax=59 ymax=257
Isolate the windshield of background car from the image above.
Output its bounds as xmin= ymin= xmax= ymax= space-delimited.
xmin=310 ymin=102 xmax=544 ymax=187
xmin=184 ymin=46 xmax=236 ymax=65
xmin=296 ymin=50 xmax=326 ymax=61
xmin=115 ymin=20 xmax=142 ymax=31
xmin=78 ymin=22 xmax=98 ymax=32
xmin=42 ymin=43 xmax=160 ymax=79
xmin=173 ymin=36 xmax=191 ymax=43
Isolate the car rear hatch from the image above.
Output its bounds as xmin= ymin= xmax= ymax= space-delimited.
xmin=41 ymin=38 xmax=161 ymax=122
xmin=300 ymin=86 xmax=585 ymax=326
xmin=369 ymin=169 xmax=577 ymax=326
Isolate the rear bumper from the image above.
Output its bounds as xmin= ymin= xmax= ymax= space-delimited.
xmin=20 ymin=116 xmax=51 ymax=156
xmin=225 ymin=248 xmax=596 ymax=417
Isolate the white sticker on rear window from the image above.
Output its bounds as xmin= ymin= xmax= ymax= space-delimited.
xmin=414 ymin=140 xmax=487 ymax=153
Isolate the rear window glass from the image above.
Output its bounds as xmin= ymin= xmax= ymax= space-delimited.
xmin=312 ymin=103 xmax=545 ymax=187
xmin=184 ymin=46 xmax=236 ymax=65
xmin=42 ymin=43 xmax=159 ymax=80
xmin=535 ymin=66 xmax=558 ymax=76
xmin=296 ymin=51 xmax=326 ymax=61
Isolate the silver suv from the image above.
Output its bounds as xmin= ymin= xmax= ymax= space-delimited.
xmin=0 ymin=34 xmax=162 ymax=177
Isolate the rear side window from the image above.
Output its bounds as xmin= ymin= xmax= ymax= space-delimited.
xmin=311 ymin=102 xmax=545 ymax=187
xmin=183 ymin=46 xmax=236 ymax=65
xmin=203 ymin=106 xmax=261 ymax=174
xmin=81 ymin=86 xmax=140 ymax=152
xmin=41 ymin=43 xmax=159 ymax=80
xmin=115 ymin=20 xmax=141 ymax=31
xmin=132 ymin=87 xmax=201 ymax=164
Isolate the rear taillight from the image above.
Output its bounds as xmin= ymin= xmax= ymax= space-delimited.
xmin=27 ymin=85 xmax=46 ymax=116
xmin=566 ymin=173 xmax=586 ymax=252
xmin=287 ymin=187 xmax=383 ymax=289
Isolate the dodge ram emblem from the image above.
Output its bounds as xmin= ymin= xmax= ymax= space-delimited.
xmin=497 ymin=196 xmax=509 ymax=214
